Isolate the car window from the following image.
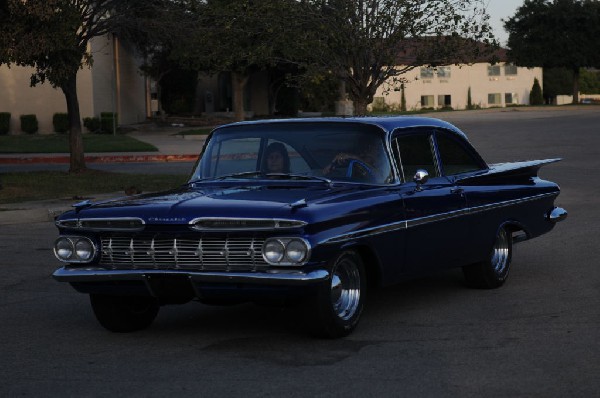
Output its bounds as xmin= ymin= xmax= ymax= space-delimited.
xmin=194 ymin=123 xmax=394 ymax=184
xmin=393 ymin=133 xmax=439 ymax=183
xmin=209 ymin=137 xmax=260 ymax=177
xmin=265 ymin=139 xmax=311 ymax=174
xmin=436 ymin=132 xmax=484 ymax=175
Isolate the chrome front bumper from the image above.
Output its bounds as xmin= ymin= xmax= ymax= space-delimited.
xmin=53 ymin=267 xmax=330 ymax=286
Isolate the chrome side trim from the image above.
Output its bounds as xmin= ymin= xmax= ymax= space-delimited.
xmin=322 ymin=192 xmax=559 ymax=244
xmin=53 ymin=267 xmax=329 ymax=286
xmin=406 ymin=208 xmax=470 ymax=228
xmin=468 ymin=192 xmax=558 ymax=215
xmin=55 ymin=217 xmax=146 ymax=232
xmin=189 ymin=217 xmax=307 ymax=231
xmin=324 ymin=220 xmax=407 ymax=244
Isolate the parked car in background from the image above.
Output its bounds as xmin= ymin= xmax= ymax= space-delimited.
xmin=52 ymin=117 xmax=566 ymax=337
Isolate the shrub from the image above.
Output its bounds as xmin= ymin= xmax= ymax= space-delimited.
xmin=83 ymin=117 xmax=101 ymax=133
xmin=530 ymin=78 xmax=544 ymax=105
xmin=53 ymin=113 xmax=69 ymax=133
xmin=100 ymin=112 xmax=118 ymax=134
xmin=20 ymin=114 xmax=38 ymax=134
xmin=0 ymin=112 xmax=10 ymax=135
xmin=467 ymin=87 xmax=473 ymax=109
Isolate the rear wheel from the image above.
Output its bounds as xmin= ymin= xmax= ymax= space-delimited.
xmin=90 ymin=294 xmax=159 ymax=333
xmin=463 ymin=226 xmax=513 ymax=289
xmin=306 ymin=250 xmax=366 ymax=338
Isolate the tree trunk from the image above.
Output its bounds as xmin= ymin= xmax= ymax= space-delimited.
xmin=354 ymin=98 xmax=369 ymax=115
xmin=232 ymin=72 xmax=249 ymax=122
xmin=62 ymin=74 xmax=86 ymax=173
xmin=573 ymin=67 xmax=580 ymax=104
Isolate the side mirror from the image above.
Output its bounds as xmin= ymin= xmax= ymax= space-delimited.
xmin=413 ymin=169 xmax=429 ymax=191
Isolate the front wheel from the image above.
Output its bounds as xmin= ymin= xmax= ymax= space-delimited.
xmin=90 ymin=294 xmax=159 ymax=333
xmin=306 ymin=251 xmax=366 ymax=338
xmin=463 ymin=226 xmax=513 ymax=289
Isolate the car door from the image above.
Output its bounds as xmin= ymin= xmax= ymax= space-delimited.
xmin=434 ymin=128 xmax=491 ymax=265
xmin=392 ymin=129 xmax=469 ymax=276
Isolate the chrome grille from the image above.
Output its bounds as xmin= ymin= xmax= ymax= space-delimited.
xmin=99 ymin=234 xmax=267 ymax=271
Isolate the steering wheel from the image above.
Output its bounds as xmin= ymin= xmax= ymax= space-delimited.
xmin=345 ymin=159 xmax=375 ymax=180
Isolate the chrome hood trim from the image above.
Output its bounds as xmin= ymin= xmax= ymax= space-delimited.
xmin=189 ymin=217 xmax=307 ymax=231
xmin=55 ymin=217 xmax=146 ymax=231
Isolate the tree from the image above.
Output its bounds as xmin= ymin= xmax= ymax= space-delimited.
xmin=580 ymin=68 xmax=600 ymax=94
xmin=530 ymin=77 xmax=544 ymax=105
xmin=185 ymin=0 xmax=307 ymax=121
xmin=118 ymin=1 xmax=199 ymax=120
xmin=504 ymin=0 xmax=600 ymax=104
xmin=0 ymin=0 xmax=182 ymax=172
xmin=543 ymin=67 xmax=574 ymax=103
xmin=304 ymin=0 xmax=496 ymax=114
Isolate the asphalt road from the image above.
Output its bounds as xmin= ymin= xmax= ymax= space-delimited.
xmin=1 ymin=108 xmax=599 ymax=397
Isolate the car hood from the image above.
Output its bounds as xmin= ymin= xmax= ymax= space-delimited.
xmin=59 ymin=183 xmax=393 ymax=225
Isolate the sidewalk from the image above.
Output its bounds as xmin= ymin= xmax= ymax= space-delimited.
xmin=0 ymin=124 xmax=209 ymax=225
xmin=0 ymin=124 xmax=208 ymax=165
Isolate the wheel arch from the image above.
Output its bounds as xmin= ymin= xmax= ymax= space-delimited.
xmin=499 ymin=220 xmax=530 ymax=243
xmin=340 ymin=242 xmax=382 ymax=289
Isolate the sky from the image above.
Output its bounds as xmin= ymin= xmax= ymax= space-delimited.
xmin=484 ymin=0 xmax=524 ymax=46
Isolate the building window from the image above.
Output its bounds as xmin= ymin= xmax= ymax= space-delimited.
xmin=505 ymin=93 xmax=519 ymax=105
xmin=488 ymin=65 xmax=501 ymax=76
xmin=488 ymin=93 xmax=501 ymax=105
xmin=420 ymin=67 xmax=434 ymax=79
xmin=437 ymin=66 xmax=451 ymax=78
xmin=437 ymin=95 xmax=452 ymax=108
xmin=504 ymin=64 xmax=518 ymax=76
xmin=421 ymin=95 xmax=434 ymax=108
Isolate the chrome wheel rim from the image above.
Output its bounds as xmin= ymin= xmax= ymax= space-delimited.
xmin=491 ymin=228 xmax=510 ymax=275
xmin=330 ymin=257 xmax=361 ymax=321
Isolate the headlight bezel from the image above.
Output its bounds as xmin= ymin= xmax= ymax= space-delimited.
xmin=53 ymin=236 xmax=97 ymax=263
xmin=262 ymin=237 xmax=311 ymax=266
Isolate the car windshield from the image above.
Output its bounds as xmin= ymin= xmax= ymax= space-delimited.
xmin=190 ymin=122 xmax=394 ymax=185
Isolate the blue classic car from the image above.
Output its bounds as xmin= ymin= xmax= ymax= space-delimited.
xmin=53 ymin=117 xmax=566 ymax=337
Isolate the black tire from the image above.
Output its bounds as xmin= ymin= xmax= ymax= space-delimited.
xmin=463 ymin=226 xmax=513 ymax=289
xmin=90 ymin=294 xmax=159 ymax=333
xmin=306 ymin=250 xmax=366 ymax=338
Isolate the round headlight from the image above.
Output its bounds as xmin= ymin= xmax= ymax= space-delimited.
xmin=75 ymin=239 xmax=94 ymax=261
xmin=263 ymin=240 xmax=285 ymax=264
xmin=55 ymin=238 xmax=74 ymax=260
xmin=285 ymin=239 xmax=308 ymax=263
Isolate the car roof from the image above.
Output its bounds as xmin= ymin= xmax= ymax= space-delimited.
xmin=221 ymin=116 xmax=469 ymax=141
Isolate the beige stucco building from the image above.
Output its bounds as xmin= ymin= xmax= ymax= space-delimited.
xmin=372 ymin=62 xmax=542 ymax=111
xmin=0 ymin=35 xmax=149 ymax=134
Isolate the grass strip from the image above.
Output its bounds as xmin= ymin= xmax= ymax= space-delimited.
xmin=0 ymin=134 xmax=158 ymax=154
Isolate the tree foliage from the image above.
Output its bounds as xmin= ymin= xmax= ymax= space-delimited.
xmin=303 ymin=0 xmax=496 ymax=114
xmin=504 ymin=0 xmax=600 ymax=103
xmin=181 ymin=0 xmax=307 ymax=120
xmin=543 ymin=67 xmax=574 ymax=101
xmin=0 ymin=0 xmax=183 ymax=172
xmin=530 ymin=77 xmax=544 ymax=105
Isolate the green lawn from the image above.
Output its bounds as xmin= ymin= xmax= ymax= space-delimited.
xmin=0 ymin=134 xmax=157 ymax=154
xmin=0 ymin=170 xmax=187 ymax=204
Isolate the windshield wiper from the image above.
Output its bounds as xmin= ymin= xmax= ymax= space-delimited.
xmin=188 ymin=171 xmax=265 ymax=185
xmin=188 ymin=172 xmax=333 ymax=185
xmin=265 ymin=173 xmax=333 ymax=185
